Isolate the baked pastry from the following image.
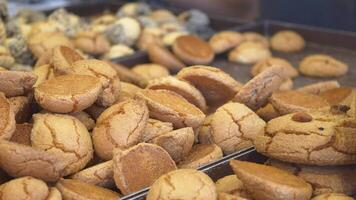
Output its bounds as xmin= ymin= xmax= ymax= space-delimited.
xmin=73 ymin=31 xmax=110 ymax=56
xmin=35 ymin=74 xmax=102 ymax=113
xmin=8 ymin=95 xmax=32 ymax=123
xmin=116 ymin=81 xmax=142 ymax=102
xmin=0 ymin=45 xmax=15 ymax=69
xmin=210 ymin=102 xmax=266 ymax=154
xmin=116 ymin=2 xmax=151 ymax=17
xmin=103 ymin=44 xmax=134 ymax=60
xmin=104 ymin=17 xmax=141 ymax=46
xmin=136 ymin=29 xmax=164 ymax=51
xmin=92 ymin=98 xmax=149 ymax=160
xmin=46 ymin=187 xmax=62 ymax=200
xmin=0 ymin=71 xmax=37 ymax=97
xmin=147 ymin=44 xmax=185 ymax=72
xmin=85 ymin=104 xmax=106 ymax=120
xmin=234 ymin=65 xmax=287 ymax=110
xmin=299 ymin=54 xmax=348 ymax=77
xmin=10 ymin=123 xmax=32 ymax=145
xmin=256 ymin=103 xmax=280 ymax=121
xmin=297 ymin=81 xmax=340 ymax=94
xmin=319 ymin=87 xmax=355 ymax=105
xmin=178 ymin=9 xmax=210 ymax=35
xmin=52 ymin=45 xmax=83 ymax=75
xmin=162 ymin=32 xmax=188 ymax=46
xmin=251 ymin=57 xmax=298 ymax=77
xmin=197 ymin=114 xmax=214 ymax=144
xmin=255 ymin=111 xmax=356 ymax=165
xmin=141 ymin=118 xmax=173 ymax=143
xmin=0 ymin=93 xmax=15 ymax=140
xmin=270 ymin=30 xmax=305 ymax=52
xmin=209 ymin=31 xmax=243 ymax=54
xmin=113 ymin=143 xmax=177 ymax=195
xmin=147 ymin=169 xmax=217 ymax=200
xmin=149 ymin=9 xmax=177 ymax=24
xmin=107 ymin=61 xmax=146 ymax=87
xmin=177 ymin=65 xmax=242 ymax=107
xmin=279 ymin=78 xmax=293 ymax=91
xmin=241 ymin=32 xmax=269 ymax=48
xmin=269 ymin=90 xmax=330 ymax=114
xmin=147 ymin=76 xmax=207 ymax=112
xmin=312 ymin=193 xmax=354 ymax=200
xmin=228 ymin=41 xmax=271 ymax=64
xmin=152 ymin=127 xmax=195 ymax=162
xmin=70 ymin=111 xmax=95 ymax=131
xmin=218 ymin=192 xmax=249 ymax=200
xmin=137 ymin=89 xmax=205 ymax=128
xmin=6 ymin=35 xmax=34 ymax=66
xmin=33 ymin=64 xmax=55 ymax=87
xmin=132 ymin=63 xmax=169 ymax=83
xmin=230 ymin=160 xmax=312 ymax=200
xmin=172 ymin=35 xmax=214 ymax=65
xmin=178 ymin=144 xmax=223 ymax=169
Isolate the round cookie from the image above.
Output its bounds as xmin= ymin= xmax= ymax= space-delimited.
xmin=319 ymin=87 xmax=355 ymax=105
xmin=33 ymin=64 xmax=55 ymax=87
xmin=210 ymin=102 xmax=266 ymax=154
xmin=31 ymin=113 xmax=93 ymax=176
xmin=230 ymin=160 xmax=312 ymax=200
xmin=116 ymin=81 xmax=142 ymax=102
xmin=299 ymin=54 xmax=348 ymax=77
xmin=269 ymin=90 xmax=330 ymax=115
xmin=178 ymin=144 xmax=223 ymax=169
xmin=147 ymin=76 xmax=207 ymax=112
xmin=136 ymin=29 xmax=164 ymax=51
xmin=270 ymin=30 xmax=305 ymax=52
xmin=70 ymin=111 xmax=95 ymax=131
xmin=162 ymin=31 xmax=188 ymax=46
xmin=172 ymin=35 xmax=214 ymax=65
xmin=234 ymin=65 xmax=287 ymax=110
xmin=256 ymin=103 xmax=280 ymax=121
xmin=108 ymin=61 xmax=146 ymax=88
xmin=105 ymin=17 xmax=141 ymax=46
xmin=47 ymin=187 xmax=62 ymax=200
xmin=218 ymin=192 xmax=249 ymax=200
xmin=312 ymin=193 xmax=354 ymax=200
xmin=151 ymin=127 xmax=195 ymax=162
xmin=141 ymin=118 xmax=173 ymax=142
xmin=0 ymin=71 xmax=37 ymax=97
xmin=255 ymin=111 xmax=356 ymax=165
xmin=209 ymin=31 xmax=243 ymax=54
xmin=149 ymin=9 xmax=176 ymax=24
xmin=102 ymin=44 xmax=134 ymax=60
xmin=113 ymin=143 xmax=177 ymax=195
xmin=137 ymin=89 xmax=205 ymax=129
xmin=279 ymin=78 xmax=294 ymax=91
xmin=297 ymin=81 xmax=340 ymax=94
xmin=132 ymin=63 xmax=169 ymax=83
xmin=228 ymin=41 xmax=271 ymax=64
xmin=147 ymin=44 xmax=185 ymax=72
xmin=251 ymin=57 xmax=298 ymax=77
xmin=177 ymin=65 xmax=242 ymax=107
xmin=242 ymin=32 xmax=269 ymax=48
xmin=215 ymin=175 xmax=252 ymax=198
xmin=73 ymin=31 xmax=110 ymax=55
xmin=0 ymin=93 xmax=15 ymax=140
xmin=147 ymin=169 xmax=217 ymax=200
xmin=197 ymin=114 xmax=214 ymax=144
xmin=52 ymin=45 xmax=83 ymax=75
xmin=34 ymin=74 xmax=103 ymax=113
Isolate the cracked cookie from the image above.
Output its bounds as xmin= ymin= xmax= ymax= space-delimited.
xmin=0 ymin=71 xmax=37 ymax=97
xmin=92 ymin=98 xmax=149 ymax=160
xmin=73 ymin=31 xmax=110 ymax=56
xmin=256 ymin=103 xmax=280 ymax=121
xmin=147 ymin=169 xmax=217 ymax=200
xmin=255 ymin=111 xmax=356 ymax=165
xmin=70 ymin=111 xmax=95 ymax=131
xmin=241 ymin=32 xmax=269 ymax=48
xmin=178 ymin=144 xmax=223 ymax=169
xmin=312 ymin=193 xmax=354 ymax=200
xmin=132 ymin=63 xmax=169 ymax=83
xmin=251 ymin=57 xmax=298 ymax=78
xmin=177 ymin=65 xmax=242 ymax=107
xmin=319 ymin=87 xmax=355 ymax=106
xmin=215 ymin=175 xmax=252 ymax=199
xmin=228 ymin=41 xmax=271 ymax=65
xmin=270 ymin=30 xmax=305 ymax=52
xmin=141 ymin=118 xmax=173 ymax=142
xmin=230 ymin=160 xmax=312 ymax=200
xmin=117 ymin=82 xmax=142 ymax=103
xmin=209 ymin=31 xmax=243 ymax=54
xmin=197 ymin=114 xmax=214 ymax=144
xmin=299 ymin=54 xmax=348 ymax=77
xmin=297 ymin=81 xmax=340 ymax=94
xmin=210 ymin=102 xmax=266 ymax=154
xmin=147 ymin=44 xmax=185 ymax=72
xmin=0 ymin=92 xmax=15 ymax=140
xmin=113 ymin=143 xmax=177 ymax=195
xmin=137 ymin=89 xmax=205 ymax=129
xmin=34 ymin=74 xmax=102 ymax=113
xmin=33 ymin=64 xmax=55 ymax=87
xmin=52 ymin=45 xmax=83 ymax=75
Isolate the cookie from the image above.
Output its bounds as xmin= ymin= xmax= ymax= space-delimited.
xmin=234 ymin=65 xmax=286 ymax=110
xmin=132 ymin=63 xmax=169 ymax=83
xmin=0 ymin=46 xmax=15 ymax=69
xmin=216 ymin=175 xmax=246 ymax=195
xmin=137 ymin=89 xmax=205 ymax=129
xmin=269 ymin=90 xmax=330 ymax=115
xmin=85 ymin=104 xmax=106 ymax=120
xmin=102 ymin=44 xmax=134 ymax=60
xmin=107 ymin=61 xmax=146 ymax=88
xmin=75 ymin=31 xmax=110 ymax=55
xmin=147 ymin=44 xmax=185 ymax=72
xmin=10 ymin=123 xmax=32 ymax=145
xmin=197 ymin=114 xmax=214 ymax=144
xmin=71 ymin=160 xmax=114 ymax=188
xmin=218 ymin=192 xmax=249 ymax=200
xmin=299 ymin=54 xmax=348 ymax=77
xmin=34 ymin=74 xmax=102 ymax=113
xmin=162 ymin=32 xmax=188 ymax=46
xmin=116 ymin=82 xmax=142 ymax=102
xmin=92 ymin=98 xmax=149 ymax=160
xmin=255 ymin=111 xmax=356 ymax=165
xmin=136 ymin=29 xmax=164 ymax=51
xmin=149 ymin=9 xmax=176 ymax=24
xmin=147 ymin=76 xmax=207 ymax=112
xmin=117 ymin=2 xmax=151 ymax=17
xmin=56 ymin=178 xmax=120 ymax=200
xmin=0 ymin=93 xmax=15 ymax=140
xmin=270 ymin=30 xmax=305 ymax=52
xmin=70 ymin=111 xmax=95 ymax=131
xmin=147 ymin=169 xmax=217 ymax=200
xmin=228 ymin=41 xmax=271 ymax=64
xmin=33 ymin=64 xmax=55 ymax=87
xmin=177 ymin=65 xmax=242 ymax=107
xmin=210 ymin=102 xmax=266 ymax=154
xmin=113 ymin=143 xmax=177 ymax=195
xmin=52 ymin=45 xmax=83 ymax=75
xmin=241 ymin=32 xmax=269 ymax=48
xmin=312 ymin=193 xmax=354 ymax=200
xmin=230 ymin=160 xmax=312 ymax=200
xmin=178 ymin=144 xmax=223 ymax=169
xmin=47 ymin=187 xmax=62 ymax=200
xmin=152 ymin=127 xmax=194 ymax=162
xmin=31 ymin=113 xmax=93 ymax=176
xmin=256 ymin=103 xmax=280 ymax=121
xmin=297 ymin=81 xmax=340 ymax=94
xmin=141 ymin=118 xmax=173 ymax=142
xmin=209 ymin=31 xmax=243 ymax=54
xmin=0 ymin=71 xmax=37 ymax=97
xmin=251 ymin=57 xmax=298 ymax=77
xmin=105 ymin=17 xmax=141 ymax=46
xmin=319 ymin=87 xmax=355 ymax=106
xmin=172 ymin=35 xmax=214 ymax=65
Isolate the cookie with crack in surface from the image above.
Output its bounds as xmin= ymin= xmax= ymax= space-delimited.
xmin=33 ymin=64 xmax=55 ymax=88
xmin=178 ymin=144 xmax=223 ymax=169
xmin=297 ymin=81 xmax=340 ymax=94
xmin=116 ymin=81 xmax=142 ymax=103
xmin=319 ymin=87 xmax=355 ymax=106
xmin=299 ymin=54 xmax=348 ymax=77
xmin=270 ymin=30 xmax=305 ymax=52
xmin=251 ymin=57 xmax=298 ymax=78
xmin=52 ymin=45 xmax=83 ymax=75
xmin=142 ymin=118 xmax=173 ymax=142
xmin=197 ymin=114 xmax=214 ymax=144
xmin=70 ymin=111 xmax=95 ymax=131
xmin=209 ymin=31 xmax=243 ymax=54
xmin=0 ymin=71 xmax=37 ymax=97
xmin=0 ymin=93 xmax=15 ymax=140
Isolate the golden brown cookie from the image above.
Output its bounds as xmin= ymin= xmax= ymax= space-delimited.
xmin=312 ymin=193 xmax=354 ymax=200
xmin=52 ymin=45 xmax=84 ymax=75
xmin=269 ymin=90 xmax=330 ymax=115
xmin=299 ymin=54 xmax=348 ymax=77
xmin=0 ymin=71 xmax=37 ymax=97
xmin=10 ymin=123 xmax=32 ymax=145
xmin=47 ymin=187 xmax=62 ymax=200
xmin=216 ymin=175 xmax=245 ymax=195
xmin=228 ymin=41 xmax=271 ymax=64
xmin=34 ymin=74 xmax=103 ymax=113
xmin=8 ymin=95 xmax=33 ymax=123
xmin=255 ymin=111 xmax=356 ymax=165
xmin=56 ymin=178 xmax=120 ymax=200
xmin=319 ymin=87 xmax=355 ymax=106
xmin=116 ymin=82 xmax=142 ymax=102
xmin=70 ymin=111 xmax=95 ymax=131
xmin=178 ymin=144 xmax=223 ymax=169
xmin=102 ymin=44 xmax=134 ymax=60
xmin=137 ymin=89 xmax=205 ymax=128
xmin=209 ymin=31 xmax=243 ymax=54
xmin=172 ymin=35 xmax=215 ymax=65
xmin=136 ymin=29 xmax=164 ymax=51
xmin=147 ymin=169 xmax=217 ymax=200
xmin=33 ymin=64 xmax=55 ymax=87
xmin=107 ymin=61 xmax=146 ymax=88
xmin=31 ymin=113 xmax=93 ymax=176
xmin=0 ymin=93 xmax=15 ymax=140
xmin=297 ymin=81 xmax=341 ymax=94
xmin=142 ymin=118 xmax=173 ymax=142
xmin=132 ymin=63 xmax=170 ymax=83
xmin=251 ymin=57 xmax=298 ymax=77
xmin=152 ymin=127 xmax=194 ymax=162
xmin=197 ymin=114 xmax=214 ymax=144
xmin=177 ymin=65 xmax=242 ymax=107
xmin=113 ymin=143 xmax=177 ymax=195
xmin=279 ymin=78 xmax=294 ymax=91
xmin=242 ymin=32 xmax=269 ymax=48
xmin=73 ymin=31 xmax=110 ymax=55
xmin=71 ymin=160 xmax=114 ymax=188
xmin=92 ymin=98 xmax=149 ymax=160
xmin=210 ymin=102 xmax=266 ymax=154
xmin=218 ymin=192 xmax=250 ymax=200
xmin=270 ymin=30 xmax=305 ymax=52
xmin=147 ymin=76 xmax=207 ymax=112
xmin=234 ymin=65 xmax=287 ymax=110
xmin=0 ymin=46 xmax=15 ymax=69
xmin=230 ymin=160 xmax=312 ymax=200
xmin=256 ymin=103 xmax=280 ymax=121
xmin=147 ymin=44 xmax=185 ymax=72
